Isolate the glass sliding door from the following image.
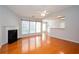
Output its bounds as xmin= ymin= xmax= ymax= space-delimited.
xmin=42 ymin=22 xmax=47 ymax=32
xmin=22 ymin=21 xmax=42 ymax=35
xmin=36 ymin=22 xmax=41 ymax=33
xmin=22 ymin=21 xmax=29 ymax=34
xmin=30 ymin=21 xmax=36 ymax=33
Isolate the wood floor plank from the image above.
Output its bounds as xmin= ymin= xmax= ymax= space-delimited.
xmin=0 ymin=33 xmax=79 ymax=54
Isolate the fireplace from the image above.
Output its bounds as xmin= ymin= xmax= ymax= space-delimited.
xmin=8 ymin=30 xmax=17 ymax=44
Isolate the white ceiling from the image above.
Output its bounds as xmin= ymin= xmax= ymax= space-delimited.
xmin=7 ymin=5 xmax=72 ymax=19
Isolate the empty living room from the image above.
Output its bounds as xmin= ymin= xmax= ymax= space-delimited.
xmin=0 ymin=5 xmax=79 ymax=54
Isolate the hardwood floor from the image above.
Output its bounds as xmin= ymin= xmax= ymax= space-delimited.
xmin=0 ymin=33 xmax=79 ymax=54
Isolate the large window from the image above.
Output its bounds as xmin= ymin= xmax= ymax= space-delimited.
xmin=42 ymin=22 xmax=47 ymax=32
xmin=30 ymin=22 xmax=36 ymax=33
xmin=36 ymin=22 xmax=41 ymax=33
xmin=22 ymin=21 xmax=29 ymax=34
xmin=22 ymin=21 xmax=46 ymax=35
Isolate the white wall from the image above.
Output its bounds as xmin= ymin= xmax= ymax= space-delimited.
xmin=0 ymin=6 xmax=19 ymax=46
xmin=0 ymin=26 xmax=2 ymax=45
xmin=48 ymin=6 xmax=79 ymax=43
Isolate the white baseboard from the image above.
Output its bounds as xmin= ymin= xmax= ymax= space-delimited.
xmin=48 ymin=34 xmax=79 ymax=44
xmin=1 ymin=42 xmax=7 ymax=47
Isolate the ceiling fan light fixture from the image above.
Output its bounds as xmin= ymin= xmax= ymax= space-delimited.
xmin=43 ymin=10 xmax=47 ymax=13
xmin=60 ymin=18 xmax=64 ymax=20
xmin=41 ymin=13 xmax=46 ymax=17
xmin=57 ymin=16 xmax=62 ymax=18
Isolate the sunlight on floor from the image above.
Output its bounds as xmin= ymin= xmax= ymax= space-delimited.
xmin=42 ymin=33 xmax=47 ymax=41
xmin=36 ymin=36 xmax=41 ymax=48
xmin=59 ymin=51 xmax=64 ymax=54
xmin=22 ymin=40 xmax=29 ymax=52
xmin=22 ymin=33 xmax=48 ymax=52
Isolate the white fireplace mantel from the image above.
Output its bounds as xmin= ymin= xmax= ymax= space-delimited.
xmin=1 ymin=26 xmax=18 ymax=46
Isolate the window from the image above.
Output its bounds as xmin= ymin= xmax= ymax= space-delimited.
xmin=36 ymin=22 xmax=41 ymax=33
xmin=22 ymin=21 xmax=29 ymax=34
xmin=47 ymin=20 xmax=65 ymax=29
xmin=30 ymin=21 xmax=36 ymax=33
xmin=22 ymin=21 xmax=44 ymax=34
xmin=42 ymin=22 xmax=47 ymax=32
